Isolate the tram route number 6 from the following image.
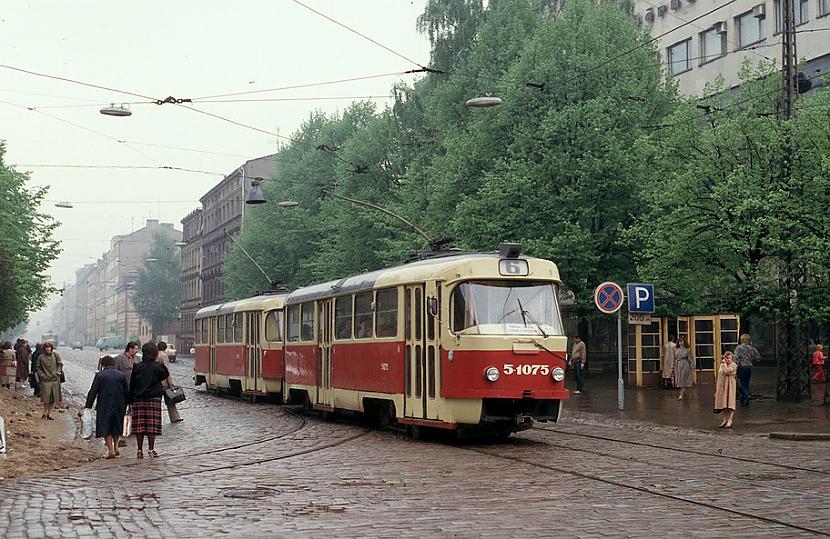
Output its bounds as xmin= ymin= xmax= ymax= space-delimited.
xmin=499 ymin=259 xmax=529 ymax=276
xmin=503 ymin=364 xmax=550 ymax=375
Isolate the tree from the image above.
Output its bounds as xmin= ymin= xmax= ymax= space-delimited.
xmin=132 ymin=233 xmax=181 ymax=340
xmin=0 ymin=142 xmax=61 ymax=332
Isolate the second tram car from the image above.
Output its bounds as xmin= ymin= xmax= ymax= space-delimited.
xmin=193 ymin=245 xmax=570 ymax=435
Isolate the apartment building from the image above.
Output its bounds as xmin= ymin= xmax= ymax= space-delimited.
xmin=634 ymin=0 xmax=830 ymax=95
xmin=179 ymin=208 xmax=203 ymax=352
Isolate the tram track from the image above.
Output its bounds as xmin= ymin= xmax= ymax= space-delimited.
xmin=535 ymin=426 xmax=830 ymax=475
xmin=460 ymin=443 xmax=830 ymax=536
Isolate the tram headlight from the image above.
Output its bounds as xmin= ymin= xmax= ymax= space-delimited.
xmin=551 ymin=367 xmax=565 ymax=382
xmin=485 ymin=367 xmax=500 ymax=382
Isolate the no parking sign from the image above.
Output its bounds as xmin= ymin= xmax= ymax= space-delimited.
xmin=594 ymin=282 xmax=624 ymax=314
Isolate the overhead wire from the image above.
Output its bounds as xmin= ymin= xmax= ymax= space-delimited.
xmin=0 ymin=62 xmax=158 ymax=101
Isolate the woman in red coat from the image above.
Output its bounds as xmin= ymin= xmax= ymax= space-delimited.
xmin=812 ymin=344 xmax=826 ymax=383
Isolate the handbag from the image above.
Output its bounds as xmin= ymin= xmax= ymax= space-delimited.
xmin=163 ymin=386 xmax=186 ymax=405
xmin=59 ymin=371 xmax=66 ymax=383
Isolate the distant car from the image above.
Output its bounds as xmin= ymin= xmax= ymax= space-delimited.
xmin=58 ymin=341 xmax=66 ymax=347
xmin=166 ymin=344 xmax=177 ymax=362
xmin=70 ymin=341 xmax=83 ymax=350
xmin=95 ymin=335 xmax=126 ymax=351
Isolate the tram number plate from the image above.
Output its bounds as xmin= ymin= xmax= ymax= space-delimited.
xmin=499 ymin=259 xmax=529 ymax=276
xmin=504 ymin=364 xmax=549 ymax=375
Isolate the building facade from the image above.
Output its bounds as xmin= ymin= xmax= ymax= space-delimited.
xmin=198 ymin=154 xmax=278 ymax=306
xmin=634 ymin=0 xmax=830 ymax=95
xmin=179 ymin=208 xmax=203 ymax=353
xmin=52 ymin=219 xmax=182 ymax=346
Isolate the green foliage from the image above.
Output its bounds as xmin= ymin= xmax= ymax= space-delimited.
xmin=132 ymin=233 xmax=182 ymax=338
xmin=630 ymin=64 xmax=830 ymax=323
xmin=0 ymin=142 xmax=61 ymax=331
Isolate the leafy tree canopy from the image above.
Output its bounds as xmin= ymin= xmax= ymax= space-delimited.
xmin=133 ymin=232 xmax=182 ymax=339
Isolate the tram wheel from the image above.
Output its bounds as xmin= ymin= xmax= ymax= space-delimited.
xmin=408 ymin=425 xmax=425 ymax=440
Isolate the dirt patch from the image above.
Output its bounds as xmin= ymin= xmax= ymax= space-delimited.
xmin=0 ymin=387 xmax=99 ymax=479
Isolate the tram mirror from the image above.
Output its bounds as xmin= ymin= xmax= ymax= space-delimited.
xmin=427 ymin=297 xmax=439 ymax=317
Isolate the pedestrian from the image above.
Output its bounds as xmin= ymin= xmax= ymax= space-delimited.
xmin=36 ymin=342 xmax=63 ymax=420
xmin=733 ymin=333 xmax=760 ymax=406
xmin=129 ymin=342 xmax=170 ymax=459
xmin=661 ymin=335 xmax=677 ymax=389
xmin=84 ymin=355 xmax=128 ymax=459
xmin=812 ymin=344 xmax=827 ymax=383
xmin=569 ymin=335 xmax=586 ymax=394
xmin=30 ymin=342 xmax=43 ymax=397
xmin=15 ymin=339 xmax=30 ymax=390
xmin=113 ymin=341 xmax=139 ymax=448
xmin=0 ymin=341 xmax=16 ymax=388
xmin=714 ymin=351 xmax=738 ymax=428
xmin=157 ymin=341 xmax=182 ymax=423
xmin=674 ymin=336 xmax=693 ymax=400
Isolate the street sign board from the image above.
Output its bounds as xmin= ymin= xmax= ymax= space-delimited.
xmin=594 ymin=282 xmax=624 ymax=314
xmin=626 ymin=283 xmax=655 ymax=313
xmin=628 ymin=312 xmax=652 ymax=325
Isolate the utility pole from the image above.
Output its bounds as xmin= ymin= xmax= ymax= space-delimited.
xmin=775 ymin=0 xmax=809 ymax=401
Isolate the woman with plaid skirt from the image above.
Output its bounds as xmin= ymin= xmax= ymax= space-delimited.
xmin=129 ymin=342 xmax=170 ymax=459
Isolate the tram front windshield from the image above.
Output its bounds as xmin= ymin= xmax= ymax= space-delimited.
xmin=452 ymin=280 xmax=564 ymax=336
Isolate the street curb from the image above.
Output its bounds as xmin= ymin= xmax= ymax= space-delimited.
xmin=769 ymin=432 xmax=830 ymax=441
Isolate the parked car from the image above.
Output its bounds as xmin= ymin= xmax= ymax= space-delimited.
xmin=95 ymin=335 xmax=126 ymax=351
xmin=166 ymin=344 xmax=177 ymax=362
xmin=70 ymin=341 xmax=83 ymax=350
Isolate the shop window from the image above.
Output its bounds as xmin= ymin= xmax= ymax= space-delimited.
xmin=265 ymin=310 xmax=283 ymax=342
xmin=375 ymin=288 xmax=398 ymax=338
xmin=287 ymin=305 xmax=300 ymax=343
xmin=301 ymin=302 xmax=315 ymax=341
xmin=354 ymin=292 xmax=373 ymax=339
xmin=335 ymin=296 xmax=353 ymax=340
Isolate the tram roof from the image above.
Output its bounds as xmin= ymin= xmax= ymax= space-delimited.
xmin=286 ymin=252 xmax=560 ymax=305
xmin=195 ymin=293 xmax=288 ymax=318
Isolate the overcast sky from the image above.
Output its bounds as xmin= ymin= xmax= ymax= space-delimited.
xmin=0 ymin=0 xmax=431 ymax=325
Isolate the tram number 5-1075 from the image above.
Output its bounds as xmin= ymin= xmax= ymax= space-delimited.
xmin=503 ymin=364 xmax=549 ymax=375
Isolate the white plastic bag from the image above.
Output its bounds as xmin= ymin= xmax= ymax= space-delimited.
xmin=122 ymin=409 xmax=132 ymax=438
xmin=81 ymin=408 xmax=95 ymax=440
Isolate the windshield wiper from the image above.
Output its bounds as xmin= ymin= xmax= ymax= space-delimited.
xmin=518 ymin=298 xmax=548 ymax=338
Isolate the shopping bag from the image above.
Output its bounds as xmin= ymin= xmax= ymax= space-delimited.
xmin=81 ymin=408 xmax=95 ymax=440
xmin=122 ymin=409 xmax=132 ymax=438
xmin=163 ymin=386 xmax=186 ymax=405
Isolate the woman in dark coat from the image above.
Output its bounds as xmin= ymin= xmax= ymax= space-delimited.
xmin=15 ymin=339 xmax=30 ymax=389
xmin=84 ymin=355 xmax=128 ymax=459
xmin=129 ymin=342 xmax=169 ymax=459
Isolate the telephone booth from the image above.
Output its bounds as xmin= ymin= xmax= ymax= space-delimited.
xmin=628 ymin=314 xmax=740 ymax=387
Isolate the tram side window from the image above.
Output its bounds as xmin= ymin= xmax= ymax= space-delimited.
xmin=217 ymin=315 xmax=225 ymax=343
xmin=354 ymin=292 xmax=373 ymax=339
xmin=287 ymin=305 xmax=300 ymax=343
xmin=233 ymin=313 xmax=243 ymax=343
xmin=375 ymin=288 xmax=398 ymax=338
xmin=264 ymin=310 xmax=283 ymax=342
xmin=335 ymin=296 xmax=353 ymax=340
xmin=194 ymin=320 xmax=201 ymax=345
xmin=226 ymin=315 xmax=234 ymax=343
xmin=301 ymin=303 xmax=315 ymax=341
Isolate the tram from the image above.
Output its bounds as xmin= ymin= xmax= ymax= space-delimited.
xmin=194 ymin=244 xmax=570 ymax=435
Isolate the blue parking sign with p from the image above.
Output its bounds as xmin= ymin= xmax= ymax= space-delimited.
xmin=627 ymin=283 xmax=654 ymax=313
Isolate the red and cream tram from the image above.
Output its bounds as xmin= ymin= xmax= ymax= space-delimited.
xmin=194 ymin=293 xmax=287 ymax=399
xmin=194 ymin=245 xmax=569 ymax=435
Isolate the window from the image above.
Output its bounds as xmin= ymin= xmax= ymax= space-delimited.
xmin=194 ymin=319 xmax=200 ymax=344
xmin=301 ymin=303 xmax=315 ymax=341
xmin=699 ymin=27 xmax=725 ymax=63
xmin=226 ymin=315 xmax=234 ymax=343
xmin=667 ymin=39 xmax=692 ymax=75
xmin=202 ymin=318 xmax=209 ymax=344
xmin=264 ymin=310 xmax=283 ymax=342
xmin=354 ymin=292 xmax=373 ymax=339
xmin=775 ymin=0 xmax=809 ymax=31
xmin=375 ymin=288 xmax=398 ymax=338
xmin=233 ymin=312 xmax=243 ymax=343
xmin=452 ymin=281 xmax=565 ymax=336
xmin=335 ymin=296 xmax=353 ymax=340
xmin=287 ymin=305 xmax=300 ymax=342
xmin=216 ymin=316 xmax=225 ymax=343
xmin=737 ymin=9 xmax=765 ymax=46
xmin=822 ymin=0 xmax=830 ymax=16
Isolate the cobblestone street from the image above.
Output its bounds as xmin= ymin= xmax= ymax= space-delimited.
xmin=2 ymin=349 xmax=829 ymax=538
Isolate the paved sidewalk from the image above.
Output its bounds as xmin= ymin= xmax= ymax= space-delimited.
xmin=564 ymin=366 xmax=830 ymax=434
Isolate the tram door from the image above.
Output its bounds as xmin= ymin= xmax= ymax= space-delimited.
xmin=318 ymin=301 xmax=334 ymax=408
xmin=404 ymin=284 xmax=428 ymax=419
xmin=209 ymin=316 xmax=217 ymax=389
xmin=245 ymin=311 xmax=261 ymax=393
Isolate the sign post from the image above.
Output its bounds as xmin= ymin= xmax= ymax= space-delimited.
xmin=594 ymin=282 xmax=625 ymax=410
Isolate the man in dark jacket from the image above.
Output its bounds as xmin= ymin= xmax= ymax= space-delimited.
xmin=30 ymin=343 xmax=43 ymax=397
xmin=85 ymin=355 xmax=128 ymax=459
